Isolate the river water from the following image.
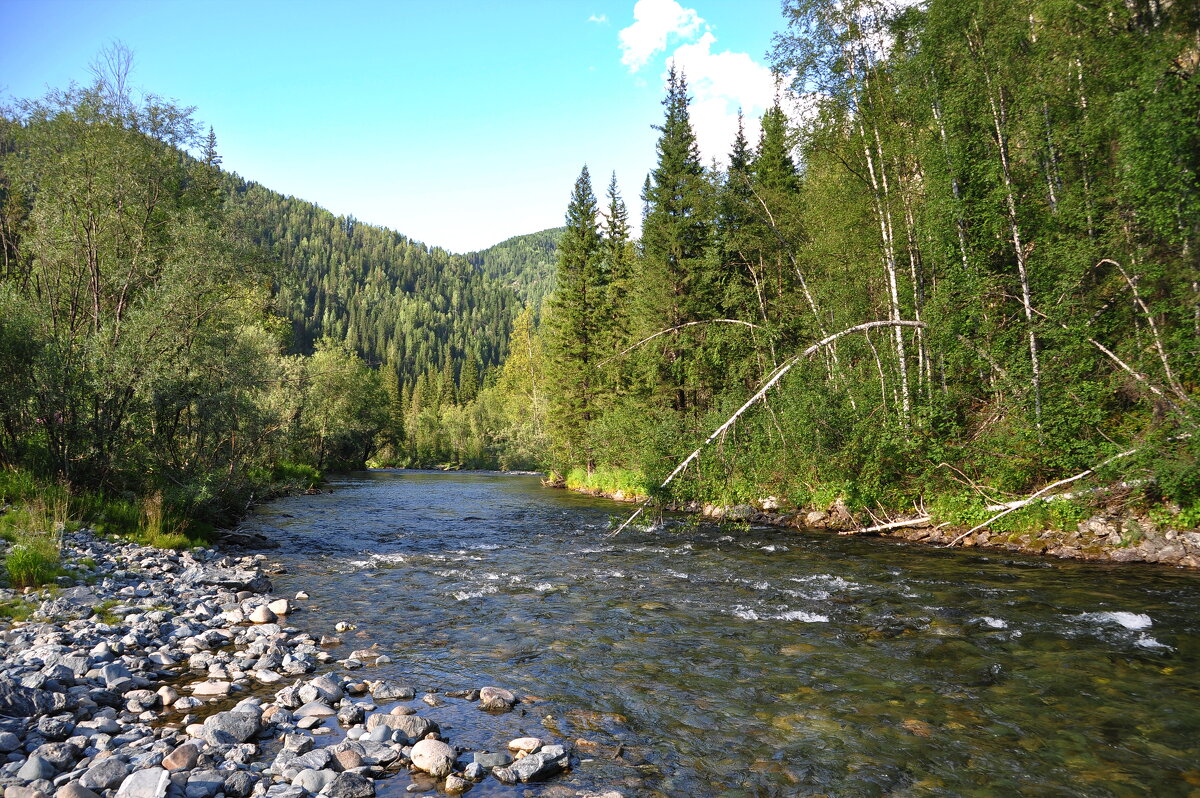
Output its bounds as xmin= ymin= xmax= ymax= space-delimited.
xmin=240 ymin=470 xmax=1200 ymax=797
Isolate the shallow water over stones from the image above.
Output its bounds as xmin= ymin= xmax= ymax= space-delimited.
xmin=244 ymin=470 xmax=1200 ymax=797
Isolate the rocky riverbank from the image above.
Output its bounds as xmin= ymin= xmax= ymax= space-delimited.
xmin=571 ymin=487 xmax=1200 ymax=569
xmin=0 ymin=530 xmax=621 ymax=798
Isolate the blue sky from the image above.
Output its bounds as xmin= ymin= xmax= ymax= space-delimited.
xmin=1 ymin=0 xmax=789 ymax=252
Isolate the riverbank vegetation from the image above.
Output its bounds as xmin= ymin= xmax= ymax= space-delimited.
xmin=528 ymin=0 xmax=1200 ymax=532
xmin=0 ymin=50 xmax=518 ymax=580
xmin=2 ymin=0 xmax=1198 ymax=581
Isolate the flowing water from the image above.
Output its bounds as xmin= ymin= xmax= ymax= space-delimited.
xmin=240 ymin=470 xmax=1200 ymax=797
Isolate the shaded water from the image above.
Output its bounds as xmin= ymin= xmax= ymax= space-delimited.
xmin=242 ymin=471 xmax=1200 ymax=797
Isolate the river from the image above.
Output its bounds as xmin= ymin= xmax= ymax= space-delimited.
xmin=239 ymin=470 xmax=1200 ymax=797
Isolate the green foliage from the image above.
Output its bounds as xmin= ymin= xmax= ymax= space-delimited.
xmin=520 ymin=0 xmax=1199 ymax=529
xmin=0 ymin=597 xmax=35 ymax=621
xmin=4 ymin=524 xmax=61 ymax=587
xmin=465 ymin=228 xmax=563 ymax=309
xmin=564 ymin=466 xmax=649 ymax=498
xmin=0 ymin=468 xmax=39 ymax=504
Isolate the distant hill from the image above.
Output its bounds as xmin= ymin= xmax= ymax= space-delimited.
xmin=228 ymin=176 xmax=522 ymax=390
xmin=466 ymin=227 xmax=563 ymax=311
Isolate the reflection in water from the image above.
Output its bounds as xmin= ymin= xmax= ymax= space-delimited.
xmin=241 ymin=470 xmax=1200 ymax=797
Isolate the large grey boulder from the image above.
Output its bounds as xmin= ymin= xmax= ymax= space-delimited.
xmin=179 ymin=567 xmax=272 ymax=594
xmin=477 ymin=686 xmax=516 ymax=712
xmin=17 ymin=755 xmax=57 ymax=782
xmin=324 ymin=772 xmax=374 ymax=798
xmin=364 ymin=713 xmax=435 ymax=741
xmin=0 ymin=678 xmax=71 ymax=718
xmin=201 ymin=710 xmax=261 ymax=745
xmin=222 ymin=772 xmax=257 ymax=798
xmin=290 ymin=769 xmax=335 ymax=794
xmin=183 ymin=770 xmax=225 ymax=798
xmin=79 ymin=758 xmax=130 ymax=790
xmin=366 ymin=680 xmax=414 ymax=701
xmin=299 ymin=675 xmax=343 ymax=704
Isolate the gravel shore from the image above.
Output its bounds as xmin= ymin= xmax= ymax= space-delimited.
xmin=0 ymin=530 xmax=620 ymax=798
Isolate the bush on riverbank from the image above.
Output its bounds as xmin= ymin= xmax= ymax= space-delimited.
xmin=564 ymin=466 xmax=650 ymax=500
xmin=0 ymin=460 xmax=330 ymax=583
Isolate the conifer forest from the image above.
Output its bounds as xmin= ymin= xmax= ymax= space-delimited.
xmin=1 ymin=0 xmax=1198 ymax=538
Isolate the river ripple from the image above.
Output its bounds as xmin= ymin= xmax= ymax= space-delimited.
xmin=239 ymin=470 xmax=1200 ymax=797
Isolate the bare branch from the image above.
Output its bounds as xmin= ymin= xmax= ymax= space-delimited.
xmin=1029 ymin=304 xmax=1191 ymax=411
xmin=839 ymin=516 xmax=933 ymax=535
xmin=1110 ymin=259 xmax=1188 ymax=401
xmin=945 ymin=448 xmax=1138 ymax=547
xmin=609 ymin=320 xmax=928 ymax=537
xmin=596 ymin=319 xmax=766 ymax=366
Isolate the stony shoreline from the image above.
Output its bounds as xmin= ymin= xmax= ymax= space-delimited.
xmin=0 ymin=530 xmax=621 ymax=798
xmin=569 ymin=487 xmax=1200 ymax=569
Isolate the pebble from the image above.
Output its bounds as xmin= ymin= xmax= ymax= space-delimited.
xmin=507 ymin=737 xmax=542 ymax=754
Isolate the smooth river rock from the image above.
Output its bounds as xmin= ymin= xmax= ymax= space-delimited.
xmin=79 ymin=758 xmax=131 ymax=790
xmin=325 ymin=772 xmax=374 ymax=798
xmin=492 ymin=745 xmax=569 ymax=784
xmin=478 ymin=686 xmax=516 ymax=712
xmin=364 ymin=713 xmax=436 ymax=741
xmin=409 ymin=739 xmax=455 ymax=778
xmin=162 ymin=743 xmax=200 ymax=772
xmin=115 ymin=768 xmax=169 ymax=798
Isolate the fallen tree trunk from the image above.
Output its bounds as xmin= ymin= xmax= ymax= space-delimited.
xmin=838 ymin=516 xmax=932 ymax=535
xmin=609 ymin=320 xmax=928 ymax=537
xmin=944 ymin=448 xmax=1138 ymax=548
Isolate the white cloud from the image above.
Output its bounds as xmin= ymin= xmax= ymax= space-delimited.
xmin=588 ymin=13 xmax=608 ymax=24
xmin=617 ymin=2 xmax=795 ymax=164
xmin=670 ymin=31 xmax=779 ymax=164
xmin=618 ymin=0 xmax=704 ymax=72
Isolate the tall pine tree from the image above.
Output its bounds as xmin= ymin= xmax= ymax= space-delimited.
xmin=547 ymin=166 xmax=605 ymax=471
xmin=638 ymin=66 xmax=714 ymax=413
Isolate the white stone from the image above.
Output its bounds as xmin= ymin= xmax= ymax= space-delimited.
xmin=507 ymin=737 xmax=542 ymax=754
xmin=410 ymin=739 xmax=455 ymax=778
xmin=115 ymin=767 xmax=169 ymax=798
xmin=190 ymin=681 xmax=231 ymax=697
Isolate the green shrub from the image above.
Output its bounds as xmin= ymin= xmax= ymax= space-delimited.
xmin=5 ymin=534 xmax=61 ymax=587
xmin=565 ymin=466 xmax=649 ymax=498
xmin=0 ymin=468 xmax=39 ymax=504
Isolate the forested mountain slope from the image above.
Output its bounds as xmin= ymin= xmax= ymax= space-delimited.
xmin=228 ymin=178 xmax=522 ymax=386
xmin=465 ymin=227 xmax=562 ymax=309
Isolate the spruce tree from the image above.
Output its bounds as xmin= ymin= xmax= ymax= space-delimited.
xmin=547 ymin=165 xmax=605 ymax=471
xmin=602 ymin=172 xmax=635 ymax=346
xmin=459 ymin=356 xmax=479 ymax=404
xmin=638 ymin=66 xmax=714 ymax=413
xmin=753 ymin=102 xmax=800 ymax=193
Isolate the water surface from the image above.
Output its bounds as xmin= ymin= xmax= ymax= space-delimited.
xmin=241 ymin=470 xmax=1200 ymax=797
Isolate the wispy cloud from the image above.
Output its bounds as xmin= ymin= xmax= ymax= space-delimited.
xmin=619 ymin=1 xmax=784 ymax=164
xmin=618 ymin=0 xmax=704 ymax=72
xmin=670 ymin=31 xmax=779 ymax=163
xmin=588 ymin=13 xmax=608 ymax=24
